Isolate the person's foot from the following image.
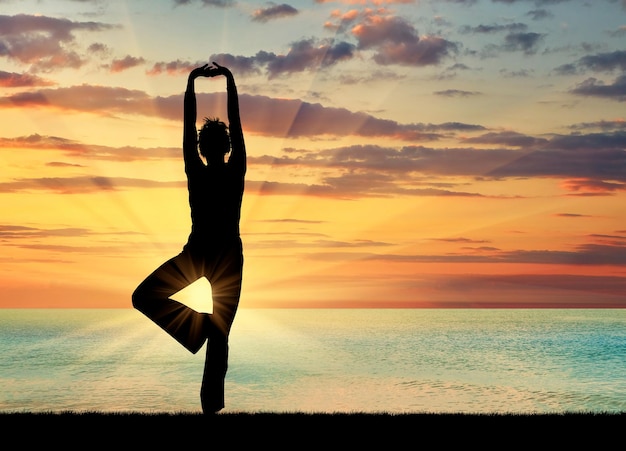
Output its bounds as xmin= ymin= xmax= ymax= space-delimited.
xmin=201 ymin=400 xmax=224 ymax=415
xmin=204 ymin=312 xmax=215 ymax=338
xmin=201 ymin=389 xmax=224 ymax=413
xmin=189 ymin=313 xmax=210 ymax=354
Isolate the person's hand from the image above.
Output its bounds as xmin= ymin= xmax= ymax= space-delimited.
xmin=209 ymin=62 xmax=232 ymax=78
xmin=189 ymin=64 xmax=212 ymax=79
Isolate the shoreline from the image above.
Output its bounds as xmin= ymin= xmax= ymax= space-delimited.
xmin=4 ymin=410 xmax=623 ymax=418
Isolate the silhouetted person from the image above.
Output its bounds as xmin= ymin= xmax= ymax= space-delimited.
xmin=132 ymin=62 xmax=246 ymax=414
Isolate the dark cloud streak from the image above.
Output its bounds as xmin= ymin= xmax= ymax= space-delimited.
xmin=251 ymin=4 xmax=298 ymax=22
xmin=0 ymin=176 xmax=185 ymax=194
xmin=365 ymin=243 xmax=626 ymax=266
xmin=570 ymin=75 xmax=626 ymax=102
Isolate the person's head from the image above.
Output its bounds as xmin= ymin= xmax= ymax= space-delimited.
xmin=198 ymin=117 xmax=230 ymax=163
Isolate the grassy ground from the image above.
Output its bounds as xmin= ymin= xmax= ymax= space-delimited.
xmin=2 ymin=411 xmax=623 ymax=448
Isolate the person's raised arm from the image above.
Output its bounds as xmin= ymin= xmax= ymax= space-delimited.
xmin=183 ymin=64 xmax=209 ymax=169
xmin=212 ymin=62 xmax=246 ymax=175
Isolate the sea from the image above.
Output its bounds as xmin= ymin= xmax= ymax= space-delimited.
xmin=1 ymin=308 xmax=624 ymax=414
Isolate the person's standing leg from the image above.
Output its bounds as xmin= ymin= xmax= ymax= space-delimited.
xmin=201 ymin=238 xmax=243 ymax=413
xmin=132 ymin=249 xmax=209 ymax=354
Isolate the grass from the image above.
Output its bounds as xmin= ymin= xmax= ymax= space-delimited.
xmin=2 ymin=410 xmax=622 ymax=448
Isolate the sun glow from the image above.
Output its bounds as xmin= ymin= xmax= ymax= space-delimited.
xmin=170 ymin=277 xmax=214 ymax=314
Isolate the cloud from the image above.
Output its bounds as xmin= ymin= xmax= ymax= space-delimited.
xmin=0 ymin=224 xmax=93 ymax=239
xmin=247 ymin=178 xmax=485 ymax=199
xmin=251 ymin=3 xmax=299 ymax=22
xmin=4 ymin=113 xmax=625 ymax=198
xmin=460 ymin=23 xmax=528 ymax=34
xmin=47 ymin=161 xmax=85 ymax=168
xmin=608 ymin=25 xmax=626 ymax=37
xmin=0 ymin=84 xmax=161 ymax=118
xmin=146 ymin=54 xmax=263 ymax=79
xmin=554 ymin=50 xmax=626 ymax=101
xmin=257 ymin=218 xmax=327 ymax=224
xmin=553 ymin=63 xmax=578 ymax=76
xmin=499 ymin=68 xmax=534 ymax=78
xmin=0 ymin=14 xmax=117 ymax=72
xmin=315 ymin=0 xmax=417 ymax=4
xmin=577 ymin=50 xmax=626 ymax=72
xmin=242 ymin=96 xmax=457 ymax=140
xmin=0 ymin=176 xmax=185 ymax=194
xmin=109 ymin=55 xmax=146 ymax=73
xmin=434 ymin=89 xmax=481 ymax=97
xmin=0 ymin=86 xmax=481 ymax=140
xmin=462 ymin=131 xmax=548 ymax=147
xmin=88 ymin=42 xmax=109 ymax=55
xmin=148 ymin=42 xmax=356 ymax=79
xmin=556 ymin=50 xmax=626 ymax=75
xmin=502 ymin=32 xmax=544 ymax=55
xmin=491 ymin=0 xmax=571 ymax=5
xmin=431 ymin=237 xmax=491 ymax=243
xmin=485 ymin=134 xmax=626 ymax=185
xmin=0 ymin=225 xmax=150 ymax=257
xmin=2 ymin=84 xmax=625 ymax=197
xmin=147 ymin=59 xmax=204 ymax=76
xmin=173 ymin=0 xmax=236 ymax=7
xmin=247 ymin=236 xmax=392 ymax=249
xmin=4 ymin=129 xmax=625 ymax=198
xmin=561 ymin=179 xmax=626 ymax=196
xmin=366 ymin=243 xmax=626 ymax=266
xmin=479 ymin=30 xmax=545 ymax=58
xmin=0 ymin=70 xmax=55 ymax=87
xmin=254 ymin=144 xmax=522 ymax=179
xmin=526 ymin=9 xmax=553 ymax=20
xmin=0 ymin=172 xmax=482 ymax=199
xmin=148 ymin=11 xmax=458 ymax=79
xmin=568 ymin=120 xmax=626 ymax=132
xmin=0 ymin=134 xmax=180 ymax=162
xmin=437 ymin=0 xmax=477 ymax=4
xmin=351 ymin=13 xmax=457 ymax=66
xmin=445 ymin=130 xmax=626 ymax=193
xmin=554 ymin=213 xmax=592 ymax=218
xmin=265 ymin=39 xmax=356 ymax=78
xmin=570 ymin=75 xmax=626 ymax=101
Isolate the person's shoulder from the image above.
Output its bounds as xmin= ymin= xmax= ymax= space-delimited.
xmin=185 ymin=159 xmax=207 ymax=176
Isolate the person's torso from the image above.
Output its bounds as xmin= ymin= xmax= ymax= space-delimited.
xmin=187 ymin=164 xmax=244 ymax=240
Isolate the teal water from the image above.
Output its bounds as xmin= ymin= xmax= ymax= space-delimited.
xmin=1 ymin=309 xmax=624 ymax=413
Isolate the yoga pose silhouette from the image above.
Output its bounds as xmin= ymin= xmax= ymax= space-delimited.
xmin=132 ymin=62 xmax=246 ymax=414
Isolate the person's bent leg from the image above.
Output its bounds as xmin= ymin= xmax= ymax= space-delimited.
xmin=132 ymin=251 xmax=208 ymax=354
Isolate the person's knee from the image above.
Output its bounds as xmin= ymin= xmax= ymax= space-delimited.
xmin=131 ymin=287 xmax=145 ymax=310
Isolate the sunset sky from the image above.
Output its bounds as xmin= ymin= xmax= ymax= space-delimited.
xmin=1 ymin=0 xmax=625 ymax=309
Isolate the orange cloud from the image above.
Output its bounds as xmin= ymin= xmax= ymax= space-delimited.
xmin=0 ymin=70 xmax=55 ymax=87
xmin=561 ymin=178 xmax=626 ymax=195
xmin=0 ymin=176 xmax=185 ymax=194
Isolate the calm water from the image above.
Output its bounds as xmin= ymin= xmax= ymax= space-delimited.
xmin=1 ymin=309 xmax=624 ymax=414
